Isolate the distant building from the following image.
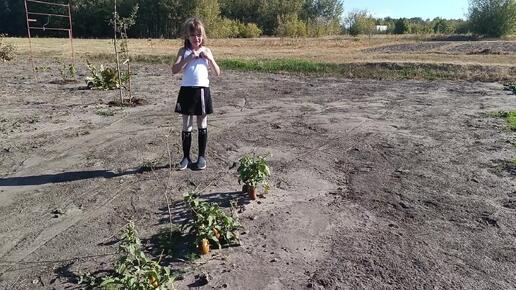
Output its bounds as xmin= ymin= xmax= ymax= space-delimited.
xmin=375 ymin=25 xmax=388 ymax=32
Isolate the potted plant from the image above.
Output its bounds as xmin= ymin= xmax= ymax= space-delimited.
xmin=237 ymin=154 xmax=253 ymax=193
xmin=196 ymin=226 xmax=215 ymax=255
xmin=182 ymin=193 xmax=241 ymax=255
xmin=237 ymin=154 xmax=271 ymax=200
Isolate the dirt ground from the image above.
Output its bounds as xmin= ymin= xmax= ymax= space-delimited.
xmin=0 ymin=56 xmax=515 ymax=290
xmin=364 ymin=40 xmax=516 ymax=55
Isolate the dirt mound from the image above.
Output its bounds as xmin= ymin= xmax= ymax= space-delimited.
xmin=365 ymin=40 xmax=516 ymax=55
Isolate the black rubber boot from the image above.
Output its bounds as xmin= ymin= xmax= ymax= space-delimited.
xmin=198 ymin=128 xmax=207 ymax=157
xmin=182 ymin=131 xmax=192 ymax=159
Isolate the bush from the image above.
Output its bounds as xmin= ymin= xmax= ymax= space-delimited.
xmin=0 ymin=34 xmax=15 ymax=62
xmin=276 ymin=15 xmax=307 ymax=37
xmin=209 ymin=18 xmax=261 ymax=38
xmin=85 ymin=61 xmax=129 ymax=90
xmin=239 ymin=22 xmax=262 ymax=38
xmin=306 ymin=19 xmax=341 ymax=37
xmin=468 ymin=0 xmax=516 ymax=37
xmin=209 ymin=18 xmax=239 ymax=38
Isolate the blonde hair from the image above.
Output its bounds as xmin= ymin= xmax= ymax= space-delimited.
xmin=183 ymin=18 xmax=207 ymax=49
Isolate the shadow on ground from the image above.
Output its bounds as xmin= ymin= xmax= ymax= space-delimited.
xmin=0 ymin=164 xmax=170 ymax=186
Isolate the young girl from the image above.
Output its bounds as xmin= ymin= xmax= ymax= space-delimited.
xmin=172 ymin=18 xmax=221 ymax=170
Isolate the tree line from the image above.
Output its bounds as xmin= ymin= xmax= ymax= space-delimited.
xmin=346 ymin=0 xmax=515 ymax=38
xmin=0 ymin=0 xmax=514 ymax=38
xmin=0 ymin=0 xmax=342 ymax=38
xmin=346 ymin=15 xmax=470 ymax=36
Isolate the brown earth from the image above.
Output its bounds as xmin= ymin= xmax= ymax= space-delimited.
xmin=0 ymin=58 xmax=515 ymax=290
xmin=364 ymin=40 xmax=516 ymax=55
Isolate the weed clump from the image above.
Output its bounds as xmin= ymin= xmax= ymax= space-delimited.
xmin=490 ymin=111 xmax=516 ymax=131
xmin=503 ymin=81 xmax=516 ymax=95
xmin=0 ymin=34 xmax=15 ymax=62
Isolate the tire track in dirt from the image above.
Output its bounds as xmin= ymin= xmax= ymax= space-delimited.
xmin=0 ymin=178 xmax=137 ymax=278
xmin=0 ymin=107 xmax=179 ymax=278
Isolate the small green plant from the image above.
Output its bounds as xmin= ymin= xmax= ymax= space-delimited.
xmin=86 ymin=60 xmax=128 ymax=90
xmin=34 ymin=66 xmax=51 ymax=72
xmin=504 ymin=81 xmax=516 ymax=95
xmin=490 ymin=110 xmax=516 ymax=131
xmin=96 ymin=109 xmax=115 ymax=116
xmin=0 ymin=34 xmax=15 ymax=62
xmin=237 ymin=154 xmax=271 ymax=192
xmin=57 ymin=59 xmax=77 ymax=81
xmin=182 ymin=192 xmax=240 ymax=252
xmin=79 ymin=222 xmax=175 ymax=290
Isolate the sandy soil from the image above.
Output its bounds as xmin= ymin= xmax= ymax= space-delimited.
xmin=0 ymin=58 xmax=515 ymax=290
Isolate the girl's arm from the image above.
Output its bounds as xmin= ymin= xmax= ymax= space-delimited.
xmin=203 ymin=48 xmax=221 ymax=76
xmin=172 ymin=48 xmax=194 ymax=74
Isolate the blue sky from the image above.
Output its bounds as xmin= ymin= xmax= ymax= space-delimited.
xmin=342 ymin=0 xmax=470 ymax=20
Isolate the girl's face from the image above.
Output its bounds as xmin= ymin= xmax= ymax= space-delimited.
xmin=188 ymin=30 xmax=203 ymax=49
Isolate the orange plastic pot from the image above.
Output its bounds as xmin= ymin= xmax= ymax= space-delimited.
xmin=148 ymin=275 xmax=159 ymax=288
xmin=200 ymin=238 xmax=210 ymax=255
xmin=248 ymin=186 xmax=257 ymax=200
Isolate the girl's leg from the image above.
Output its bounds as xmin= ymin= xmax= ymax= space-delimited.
xmin=196 ymin=115 xmax=208 ymax=170
xmin=179 ymin=115 xmax=194 ymax=170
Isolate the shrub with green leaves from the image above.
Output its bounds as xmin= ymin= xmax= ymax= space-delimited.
xmin=468 ymin=0 xmax=516 ymax=37
xmin=209 ymin=18 xmax=262 ymax=38
xmin=86 ymin=61 xmax=128 ymax=90
xmin=0 ymin=34 xmax=15 ymax=62
xmin=182 ymin=192 xmax=240 ymax=249
xmin=80 ymin=222 xmax=175 ymax=290
xmin=239 ymin=22 xmax=262 ymax=38
xmin=276 ymin=15 xmax=307 ymax=37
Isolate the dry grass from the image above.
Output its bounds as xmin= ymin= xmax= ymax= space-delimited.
xmin=7 ymin=36 xmax=516 ymax=66
xmin=5 ymin=36 xmax=516 ymax=81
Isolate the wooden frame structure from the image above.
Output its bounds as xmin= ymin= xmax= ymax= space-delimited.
xmin=24 ymin=0 xmax=75 ymax=76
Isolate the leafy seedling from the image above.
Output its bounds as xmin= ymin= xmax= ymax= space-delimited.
xmin=79 ymin=221 xmax=176 ymax=290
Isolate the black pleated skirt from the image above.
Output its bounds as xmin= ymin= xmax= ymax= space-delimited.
xmin=175 ymin=86 xmax=213 ymax=115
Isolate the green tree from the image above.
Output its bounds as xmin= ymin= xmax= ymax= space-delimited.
xmin=195 ymin=0 xmax=222 ymax=36
xmin=300 ymin=0 xmax=343 ymax=22
xmin=394 ymin=18 xmax=410 ymax=34
xmin=433 ymin=17 xmax=454 ymax=34
xmin=219 ymin=0 xmax=260 ymax=24
xmin=73 ymin=0 xmax=116 ymax=38
xmin=346 ymin=10 xmax=375 ymax=36
xmin=257 ymin=0 xmax=304 ymax=35
xmin=468 ymin=0 xmax=516 ymax=37
xmin=0 ymin=0 xmax=29 ymax=36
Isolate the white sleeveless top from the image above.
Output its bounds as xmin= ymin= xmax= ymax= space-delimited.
xmin=181 ymin=48 xmax=210 ymax=87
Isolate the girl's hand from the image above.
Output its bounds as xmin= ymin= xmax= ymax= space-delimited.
xmin=199 ymin=50 xmax=213 ymax=62
xmin=189 ymin=51 xmax=200 ymax=60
